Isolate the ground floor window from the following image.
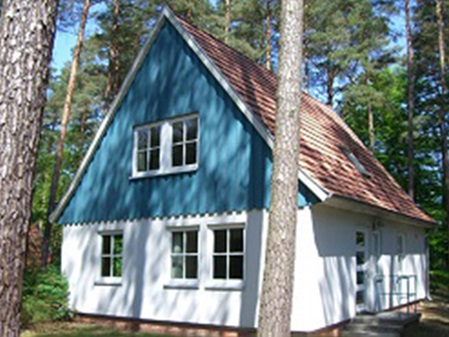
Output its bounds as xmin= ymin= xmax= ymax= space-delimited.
xmin=171 ymin=230 xmax=199 ymax=279
xmin=101 ymin=233 xmax=123 ymax=278
xmin=212 ymin=227 xmax=244 ymax=280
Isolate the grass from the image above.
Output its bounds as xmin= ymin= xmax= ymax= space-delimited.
xmin=21 ymin=323 xmax=175 ymax=337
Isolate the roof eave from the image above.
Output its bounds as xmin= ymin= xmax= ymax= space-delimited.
xmin=321 ymin=194 xmax=437 ymax=229
xmin=49 ymin=11 xmax=168 ymax=223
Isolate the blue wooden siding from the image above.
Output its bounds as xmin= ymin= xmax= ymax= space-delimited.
xmin=59 ymin=20 xmax=318 ymax=224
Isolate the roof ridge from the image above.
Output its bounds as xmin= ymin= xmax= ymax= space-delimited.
xmin=175 ymin=15 xmax=278 ymax=83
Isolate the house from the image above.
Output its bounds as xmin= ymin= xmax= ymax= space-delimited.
xmin=52 ymin=6 xmax=435 ymax=335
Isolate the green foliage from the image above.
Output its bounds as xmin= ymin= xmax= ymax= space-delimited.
xmin=21 ymin=266 xmax=71 ymax=326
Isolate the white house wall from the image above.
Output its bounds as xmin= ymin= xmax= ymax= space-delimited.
xmin=291 ymin=205 xmax=428 ymax=332
xmin=62 ymin=206 xmax=428 ymax=333
xmin=62 ymin=210 xmax=268 ymax=328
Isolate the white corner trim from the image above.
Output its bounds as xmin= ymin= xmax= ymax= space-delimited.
xmin=49 ymin=12 xmax=167 ymax=223
xmin=297 ymin=169 xmax=329 ymax=202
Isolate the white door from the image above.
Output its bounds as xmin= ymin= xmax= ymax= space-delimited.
xmin=356 ymin=230 xmax=368 ymax=312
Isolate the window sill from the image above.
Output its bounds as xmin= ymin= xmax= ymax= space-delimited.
xmin=204 ymin=280 xmax=244 ymax=291
xmin=129 ymin=164 xmax=198 ymax=180
xmin=94 ymin=277 xmax=122 ymax=287
xmin=163 ymin=280 xmax=199 ymax=290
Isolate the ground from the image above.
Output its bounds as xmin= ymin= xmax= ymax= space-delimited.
xmin=21 ymin=323 xmax=173 ymax=337
xmin=404 ymin=298 xmax=449 ymax=337
xmin=21 ymin=299 xmax=449 ymax=337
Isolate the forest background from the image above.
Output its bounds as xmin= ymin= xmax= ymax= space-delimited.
xmin=4 ymin=0 xmax=448 ymax=311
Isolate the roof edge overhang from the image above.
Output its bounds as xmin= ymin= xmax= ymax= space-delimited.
xmin=49 ymin=10 xmax=169 ymax=223
xmin=320 ymin=194 xmax=437 ymax=229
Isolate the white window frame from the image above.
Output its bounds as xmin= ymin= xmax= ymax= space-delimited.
xmin=207 ymin=224 xmax=245 ymax=290
xmin=170 ymin=228 xmax=199 ymax=280
xmin=397 ymin=232 xmax=406 ymax=273
xmin=341 ymin=147 xmax=371 ymax=177
xmin=97 ymin=231 xmax=123 ymax=285
xmin=132 ymin=114 xmax=199 ymax=178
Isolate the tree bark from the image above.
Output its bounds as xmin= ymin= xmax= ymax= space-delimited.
xmin=327 ymin=69 xmax=334 ymax=106
xmin=224 ymin=0 xmax=231 ymax=43
xmin=368 ymin=101 xmax=374 ymax=152
xmin=405 ymin=0 xmax=415 ymax=199
xmin=257 ymin=0 xmax=303 ymax=336
xmin=0 ymin=0 xmax=58 ymax=335
xmin=265 ymin=0 xmax=272 ymax=71
xmin=42 ymin=0 xmax=91 ymax=267
xmin=435 ymin=0 xmax=449 ymax=267
xmin=104 ymin=0 xmax=120 ymax=109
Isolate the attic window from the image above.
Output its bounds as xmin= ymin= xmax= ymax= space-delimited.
xmin=341 ymin=147 xmax=371 ymax=178
xmin=133 ymin=114 xmax=199 ymax=178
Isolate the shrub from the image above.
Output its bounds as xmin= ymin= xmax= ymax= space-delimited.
xmin=21 ymin=265 xmax=71 ymax=327
xmin=430 ymin=269 xmax=449 ymax=298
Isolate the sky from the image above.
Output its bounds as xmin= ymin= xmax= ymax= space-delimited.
xmin=52 ymin=30 xmax=78 ymax=73
xmin=51 ymin=5 xmax=407 ymax=76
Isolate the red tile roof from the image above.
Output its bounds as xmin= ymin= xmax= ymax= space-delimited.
xmin=177 ymin=16 xmax=434 ymax=224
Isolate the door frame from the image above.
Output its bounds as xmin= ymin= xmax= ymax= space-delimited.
xmin=355 ymin=228 xmax=369 ymax=313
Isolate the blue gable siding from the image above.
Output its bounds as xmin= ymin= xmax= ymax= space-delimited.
xmin=59 ymin=20 xmax=318 ymax=224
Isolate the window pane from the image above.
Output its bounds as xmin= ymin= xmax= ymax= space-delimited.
xmin=149 ymin=149 xmax=160 ymax=170
xmin=113 ymin=257 xmax=122 ymax=277
xmin=357 ymin=271 xmax=364 ymax=285
xmin=356 ymin=232 xmax=365 ymax=248
xmin=397 ymin=235 xmax=404 ymax=254
xmin=186 ymin=231 xmax=198 ymax=253
xmin=150 ymin=126 xmax=160 ymax=147
xmin=101 ymin=257 xmax=111 ymax=277
xmin=137 ymin=130 xmax=148 ymax=150
xmin=229 ymin=256 xmax=243 ymax=279
xmin=213 ymin=256 xmax=227 ymax=279
xmin=171 ymin=256 xmax=183 ymax=279
xmin=102 ymin=236 xmax=111 ymax=254
xmin=356 ymin=251 xmax=365 ymax=265
xmin=214 ymin=230 xmax=227 ymax=253
xmin=113 ymin=235 xmax=123 ymax=255
xmin=172 ymin=122 xmax=183 ymax=143
xmin=185 ymin=143 xmax=197 ymax=165
xmin=186 ymin=118 xmax=198 ymax=140
xmin=356 ymin=291 xmax=364 ymax=304
xmin=172 ymin=232 xmax=184 ymax=253
xmin=137 ymin=151 xmax=148 ymax=172
xmin=185 ymin=256 xmax=198 ymax=279
xmin=230 ymin=229 xmax=244 ymax=252
xmin=172 ymin=145 xmax=183 ymax=167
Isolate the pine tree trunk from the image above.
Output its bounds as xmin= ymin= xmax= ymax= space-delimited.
xmin=0 ymin=0 xmax=58 ymax=335
xmin=105 ymin=0 xmax=120 ymax=109
xmin=265 ymin=0 xmax=272 ymax=71
xmin=368 ymin=101 xmax=375 ymax=152
xmin=224 ymin=0 xmax=231 ymax=43
xmin=435 ymin=0 xmax=449 ymax=267
xmin=42 ymin=0 xmax=91 ymax=267
xmin=405 ymin=0 xmax=415 ymax=199
xmin=327 ymin=69 xmax=334 ymax=106
xmin=257 ymin=0 xmax=303 ymax=336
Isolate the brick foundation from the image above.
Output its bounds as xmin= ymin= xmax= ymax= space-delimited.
xmin=75 ymin=300 xmax=423 ymax=337
xmin=76 ymin=313 xmax=255 ymax=337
